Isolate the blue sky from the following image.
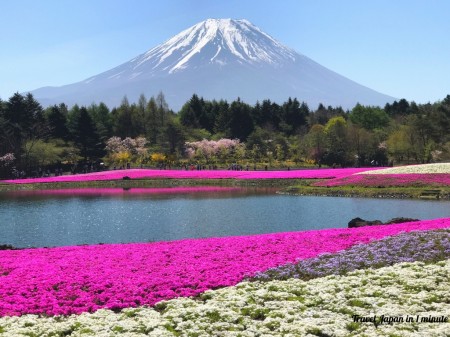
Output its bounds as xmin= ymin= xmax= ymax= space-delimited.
xmin=1 ymin=0 xmax=449 ymax=104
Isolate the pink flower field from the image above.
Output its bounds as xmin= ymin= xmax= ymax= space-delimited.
xmin=1 ymin=218 xmax=449 ymax=317
xmin=314 ymin=173 xmax=450 ymax=187
xmin=2 ymin=167 xmax=380 ymax=184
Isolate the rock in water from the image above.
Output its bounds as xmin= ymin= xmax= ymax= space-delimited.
xmin=348 ymin=217 xmax=383 ymax=228
xmin=348 ymin=217 xmax=420 ymax=228
xmin=385 ymin=217 xmax=419 ymax=224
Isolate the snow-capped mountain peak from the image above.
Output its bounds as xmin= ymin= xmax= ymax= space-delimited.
xmin=31 ymin=18 xmax=395 ymax=111
xmin=132 ymin=18 xmax=297 ymax=74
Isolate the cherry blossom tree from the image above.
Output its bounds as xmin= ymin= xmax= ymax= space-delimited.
xmin=184 ymin=138 xmax=245 ymax=164
xmin=105 ymin=137 xmax=148 ymax=166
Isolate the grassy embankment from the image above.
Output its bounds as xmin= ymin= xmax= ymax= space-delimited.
xmin=282 ymin=184 xmax=450 ymax=200
xmin=0 ymin=178 xmax=304 ymax=191
xmin=1 ymin=163 xmax=449 ymax=199
xmin=1 ymin=178 xmax=449 ymax=199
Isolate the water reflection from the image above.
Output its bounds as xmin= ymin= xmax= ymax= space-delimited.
xmin=0 ymin=186 xmax=278 ymax=200
xmin=0 ymin=187 xmax=449 ymax=248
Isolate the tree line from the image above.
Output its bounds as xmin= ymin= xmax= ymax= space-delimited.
xmin=0 ymin=91 xmax=449 ymax=178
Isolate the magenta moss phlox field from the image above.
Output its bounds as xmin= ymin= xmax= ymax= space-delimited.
xmin=2 ymin=168 xmax=379 ymax=184
xmin=0 ymin=218 xmax=449 ymax=317
xmin=314 ymin=173 xmax=450 ymax=187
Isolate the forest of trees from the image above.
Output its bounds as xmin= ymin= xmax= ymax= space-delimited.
xmin=0 ymin=91 xmax=449 ymax=178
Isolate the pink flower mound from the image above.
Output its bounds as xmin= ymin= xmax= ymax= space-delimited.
xmin=314 ymin=173 xmax=450 ymax=187
xmin=2 ymin=168 xmax=380 ymax=184
xmin=0 ymin=218 xmax=449 ymax=317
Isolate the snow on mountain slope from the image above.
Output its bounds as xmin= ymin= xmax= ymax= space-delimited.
xmin=86 ymin=18 xmax=297 ymax=83
xmin=135 ymin=18 xmax=297 ymax=72
xmin=30 ymin=18 xmax=395 ymax=111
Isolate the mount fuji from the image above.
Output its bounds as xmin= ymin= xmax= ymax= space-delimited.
xmin=30 ymin=18 xmax=395 ymax=111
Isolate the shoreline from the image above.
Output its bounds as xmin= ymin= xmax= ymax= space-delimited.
xmin=1 ymin=177 xmax=449 ymax=200
xmin=279 ymin=185 xmax=450 ymax=200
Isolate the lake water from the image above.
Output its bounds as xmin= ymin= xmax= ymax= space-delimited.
xmin=1 ymin=187 xmax=449 ymax=248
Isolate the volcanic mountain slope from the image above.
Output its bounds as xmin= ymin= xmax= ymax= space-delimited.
xmin=31 ymin=18 xmax=395 ymax=111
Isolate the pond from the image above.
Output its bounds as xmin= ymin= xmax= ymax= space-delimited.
xmin=1 ymin=186 xmax=449 ymax=248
